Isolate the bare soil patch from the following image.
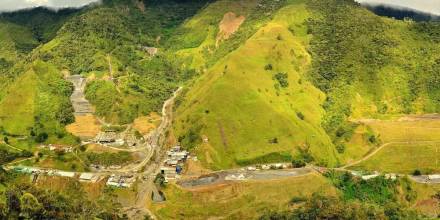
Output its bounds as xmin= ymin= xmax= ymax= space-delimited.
xmin=415 ymin=198 xmax=439 ymax=217
xmin=216 ymin=12 xmax=245 ymax=46
xmin=66 ymin=114 xmax=101 ymax=139
xmin=133 ymin=113 xmax=161 ymax=135
xmin=184 ymin=159 xmax=212 ymax=178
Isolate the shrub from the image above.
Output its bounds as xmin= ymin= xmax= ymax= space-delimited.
xmin=268 ymin=138 xmax=278 ymax=144
xmin=35 ymin=132 xmax=48 ymax=143
xmin=264 ymin=64 xmax=273 ymax=71
xmin=296 ymin=112 xmax=305 ymax=120
xmin=289 ymin=196 xmax=306 ymax=204
xmin=413 ymin=169 xmax=422 ymax=176
xmin=273 ymin=72 xmax=289 ymax=88
xmin=292 ymin=159 xmax=306 ymax=168
xmin=336 ymin=143 xmax=346 ymax=154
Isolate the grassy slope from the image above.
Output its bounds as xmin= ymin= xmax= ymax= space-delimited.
xmin=304 ymin=0 xmax=440 ymax=168
xmin=0 ymin=70 xmax=37 ymax=135
xmin=170 ymin=0 xmax=260 ymax=70
xmin=174 ymin=0 xmax=338 ymax=170
xmin=352 ymin=142 xmax=440 ymax=174
xmin=151 ymin=173 xmax=336 ymax=219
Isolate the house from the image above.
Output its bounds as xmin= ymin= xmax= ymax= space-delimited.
xmin=43 ymin=144 xmax=73 ymax=153
xmin=361 ymin=174 xmax=379 ymax=180
xmin=79 ymin=173 xmax=99 ymax=182
xmin=95 ymin=132 xmax=117 ymax=144
xmin=428 ymin=174 xmax=440 ymax=180
xmin=55 ymin=171 xmax=76 ymax=178
xmin=106 ymin=174 xmax=136 ymax=188
xmin=161 ymin=167 xmax=177 ymax=181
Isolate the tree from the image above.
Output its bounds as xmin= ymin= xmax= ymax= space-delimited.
xmin=413 ymin=169 xmax=422 ymax=176
xmin=20 ymin=193 xmax=43 ymax=218
xmin=292 ymin=159 xmax=306 ymax=168
xmin=35 ymin=133 xmax=48 ymax=143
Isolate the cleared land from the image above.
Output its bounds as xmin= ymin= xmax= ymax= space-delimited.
xmin=348 ymin=116 xmax=440 ymax=173
xmin=132 ymin=113 xmax=161 ymax=135
xmin=66 ymin=114 xmax=101 ymax=139
xmin=350 ymin=142 xmax=440 ymax=174
xmin=365 ymin=116 xmax=440 ymax=143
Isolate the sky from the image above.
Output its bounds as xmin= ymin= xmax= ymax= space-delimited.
xmin=0 ymin=0 xmax=101 ymax=12
xmin=356 ymin=0 xmax=440 ymax=15
xmin=0 ymin=0 xmax=439 ymax=15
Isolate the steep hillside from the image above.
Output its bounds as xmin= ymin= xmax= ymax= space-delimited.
xmin=306 ymin=0 xmax=440 ymax=160
xmin=0 ymin=0 xmax=210 ymax=144
xmin=173 ymin=0 xmax=440 ymax=170
xmin=173 ymin=0 xmax=339 ymax=169
xmin=0 ymin=7 xmax=80 ymax=43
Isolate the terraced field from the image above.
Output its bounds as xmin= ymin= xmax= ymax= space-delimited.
xmin=350 ymin=142 xmax=440 ymax=174
xmin=348 ymin=115 xmax=440 ymax=174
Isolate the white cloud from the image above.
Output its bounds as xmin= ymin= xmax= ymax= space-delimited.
xmin=356 ymin=0 xmax=440 ymax=15
xmin=0 ymin=0 xmax=101 ymax=12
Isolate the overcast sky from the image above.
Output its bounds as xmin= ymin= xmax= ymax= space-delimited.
xmin=0 ymin=0 xmax=101 ymax=12
xmin=0 ymin=0 xmax=439 ymax=15
xmin=356 ymin=0 xmax=440 ymax=15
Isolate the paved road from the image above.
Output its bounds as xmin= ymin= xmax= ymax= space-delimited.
xmin=178 ymin=168 xmax=313 ymax=189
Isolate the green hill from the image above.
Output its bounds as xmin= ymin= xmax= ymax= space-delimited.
xmin=172 ymin=0 xmax=440 ymax=169
xmin=173 ymin=0 xmax=338 ymax=169
xmin=0 ymin=0 xmax=210 ymax=144
xmin=1 ymin=0 xmax=440 ymax=168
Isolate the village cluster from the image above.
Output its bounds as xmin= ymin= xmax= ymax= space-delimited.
xmin=160 ymin=145 xmax=190 ymax=182
xmin=7 ymin=166 xmax=137 ymax=188
xmin=94 ymin=130 xmax=139 ymax=147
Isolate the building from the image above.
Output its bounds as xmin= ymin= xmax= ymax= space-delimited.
xmin=42 ymin=144 xmax=73 ymax=153
xmin=106 ymin=174 xmax=136 ymax=188
xmin=361 ymin=174 xmax=379 ymax=180
xmin=428 ymin=174 xmax=440 ymax=180
xmin=95 ymin=132 xmax=118 ymax=144
xmin=79 ymin=173 xmax=100 ymax=183
xmin=160 ymin=167 xmax=178 ymax=182
xmin=55 ymin=171 xmax=76 ymax=178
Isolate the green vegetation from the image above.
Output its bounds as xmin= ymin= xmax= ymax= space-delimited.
xmin=351 ymin=143 xmax=440 ymax=174
xmin=151 ymin=174 xmax=336 ymax=219
xmin=0 ymin=172 xmax=124 ymax=219
xmin=81 ymin=152 xmax=133 ymax=167
xmin=173 ymin=0 xmax=338 ymax=170
xmin=306 ymin=0 xmax=440 ymax=140
xmin=260 ymin=193 xmax=420 ymax=220
xmin=236 ymin=152 xmax=292 ymax=166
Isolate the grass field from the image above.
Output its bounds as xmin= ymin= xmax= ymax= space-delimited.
xmin=365 ymin=118 xmax=440 ymax=143
xmin=351 ymin=142 xmax=440 ymax=174
xmin=174 ymin=0 xmax=338 ymax=170
xmin=150 ymin=173 xmax=336 ymax=220
xmin=0 ymin=70 xmax=38 ymax=135
xmin=411 ymin=182 xmax=440 ymax=217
